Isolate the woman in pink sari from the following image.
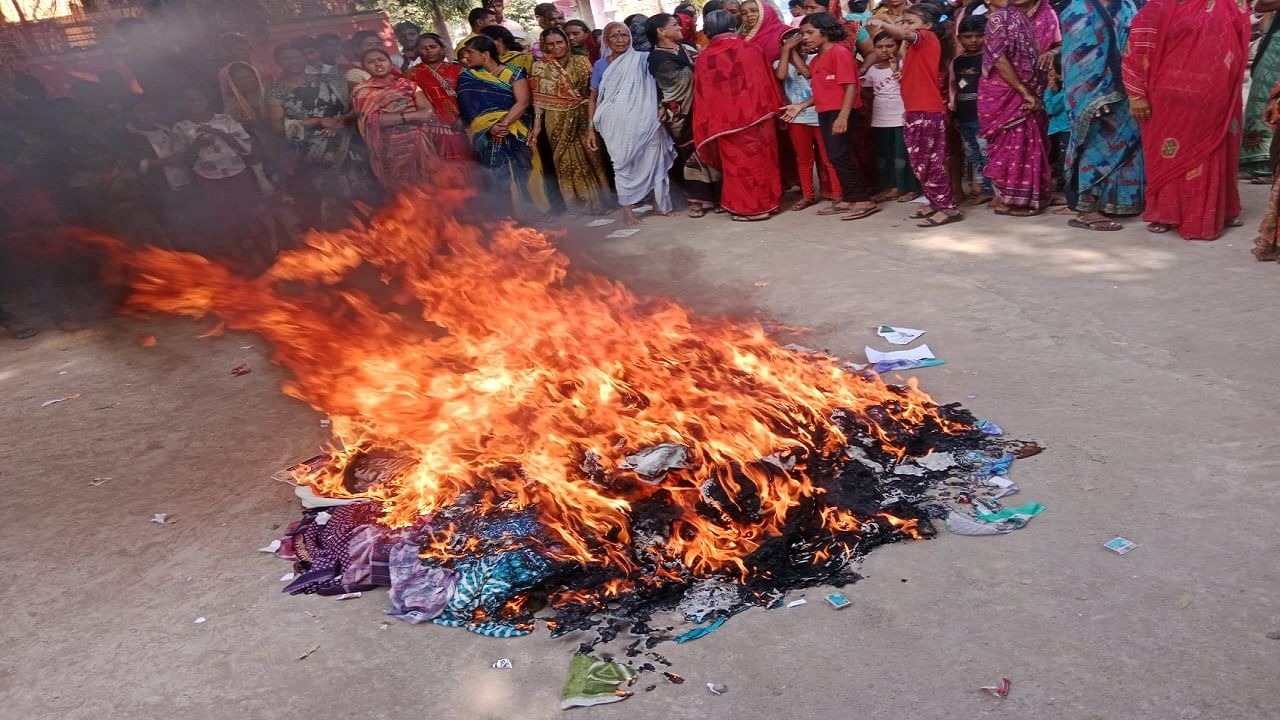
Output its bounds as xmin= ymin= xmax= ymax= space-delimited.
xmin=1122 ymin=0 xmax=1250 ymax=240
xmin=979 ymin=0 xmax=1054 ymax=215
xmin=739 ymin=0 xmax=789 ymax=66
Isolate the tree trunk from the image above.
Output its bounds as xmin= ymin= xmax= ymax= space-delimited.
xmin=431 ymin=0 xmax=452 ymax=54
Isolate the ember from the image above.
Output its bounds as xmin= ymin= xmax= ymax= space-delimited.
xmin=88 ymin=179 xmax=1040 ymax=644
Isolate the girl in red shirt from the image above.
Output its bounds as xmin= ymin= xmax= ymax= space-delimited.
xmin=783 ymin=12 xmax=879 ymax=221
xmin=868 ymin=5 xmax=962 ymax=227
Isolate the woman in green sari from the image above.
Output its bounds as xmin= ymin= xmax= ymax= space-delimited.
xmin=1243 ymin=5 xmax=1280 ymax=180
xmin=529 ymin=28 xmax=610 ymax=214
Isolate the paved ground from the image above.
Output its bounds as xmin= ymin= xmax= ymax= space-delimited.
xmin=2 ymin=187 xmax=1278 ymax=719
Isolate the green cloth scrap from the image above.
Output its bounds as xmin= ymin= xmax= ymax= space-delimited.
xmin=560 ymin=654 xmax=637 ymax=710
xmin=975 ymin=502 xmax=1046 ymax=528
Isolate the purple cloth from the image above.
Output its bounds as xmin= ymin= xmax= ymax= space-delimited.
xmin=283 ymin=502 xmax=387 ymax=596
xmin=978 ymin=6 xmax=1051 ymax=209
xmin=387 ymin=542 xmax=459 ymax=623
xmin=903 ymin=110 xmax=956 ymax=210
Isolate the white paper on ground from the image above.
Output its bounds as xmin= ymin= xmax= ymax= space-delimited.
xmin=864 ymin=344 xmax=935 ymax=364
xmin=295 ymin=484 xmax=362 ymax=509
xmin=633 ymin=204 xmax=653 ymax=214
xmin=911 ymin=195 xmax=930 ymax=203
xmin=258 ymin=539 xmax=282 ymax=553
xmin=585 ymin=218 xmax=616 ymax=227
xmin=606 ymin=228 xmax=642 ymax=239
xmin=876 ymin=325 xmax=926 ymax=345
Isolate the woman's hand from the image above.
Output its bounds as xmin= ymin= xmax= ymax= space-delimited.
xmin=1019 ymin=91 xmax=1043 ymax=112
xmin=782 ymin=33 xmax=803 ymax=51
xmin=1129 ymin=96 xmax=1151 ymax=122
xmin=1035 ymin=50 xmax=1056 ymax=72
xmin=780 ymin=103 xmax=804 ymax=123
xmin=585 ymin=129 xmax=599 ymax=151
xmin=490 ymin=121 xmax=510 ymax=139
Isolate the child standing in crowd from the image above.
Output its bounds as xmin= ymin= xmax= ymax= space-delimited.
xmin=862 ymin=32 xmax=921 ymax=202
xmin=867 ymin=5 xmax=961 ymax=227
xmin=785 ymin=12 xmax=879 ymax=221
xmin=952 ymin=14 xmax=991 ymax=204
xmin=777 ymin=29 xmax=842 ymax=210
xmin=172 ymin=87 xmax=270 ymax=260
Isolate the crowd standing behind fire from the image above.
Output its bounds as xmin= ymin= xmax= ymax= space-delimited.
xmin=0 ymin=0 xmax=1277 ymax=339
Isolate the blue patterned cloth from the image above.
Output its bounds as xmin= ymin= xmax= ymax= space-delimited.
xmin=432 ymin=548 xmax=555 ymax=637
xmin=1061 ymin=0 xmax=1145 ymax=215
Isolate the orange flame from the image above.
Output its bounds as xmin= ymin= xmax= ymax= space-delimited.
xmin=89 ymin=182 xmax=962 ymax=580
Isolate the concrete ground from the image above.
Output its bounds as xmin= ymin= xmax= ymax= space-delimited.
xmin=2 ymin=186 xmax=1278 ymax=720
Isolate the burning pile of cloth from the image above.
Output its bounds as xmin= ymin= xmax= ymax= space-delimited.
xmin=266 ymin=401 xmax=1043 ymax=644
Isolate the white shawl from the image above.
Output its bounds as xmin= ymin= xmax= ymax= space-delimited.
xmin=593 ymin=49 xmax=675 ymax=210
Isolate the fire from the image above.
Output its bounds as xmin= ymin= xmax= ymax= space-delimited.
xmin=87 ymin=177 xmax=966 ymax=588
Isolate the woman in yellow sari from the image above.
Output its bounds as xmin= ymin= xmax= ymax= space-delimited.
xmin=529 ymin=28 xmax=610 ymax=214
xmin=481 ymin=25 xmax=535 ymax=75
xmin=457 ymin=35 xmax=549 ymax=215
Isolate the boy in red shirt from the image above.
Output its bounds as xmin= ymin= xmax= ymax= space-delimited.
xmin=782 ymin=12 xmax=879 ymax=221
xmin=868 ymin=5 xmax=963 ymax=227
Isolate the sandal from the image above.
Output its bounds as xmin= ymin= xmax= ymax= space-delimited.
xmin=731 ymin=213 xmax=771 ymax=222
xmin=840 ymin=206 xmax=882 ymax=221
xmin=918 ymin=210 xmax=963 ymax=227
xmin=871 ymin=190 xmax=900 ymax=203
xmin=910 ymin=206 xmax=937 ymax=219
xmin=962 ymin=195 xmax=993 ymax=207
xmin=1147 ymin=222 xmax=1173 ymax=234
xmin=817 ymin=203 xmax=851 ymax=216
xmin=1068 ymin=217 xmax=1123 ymax=232
xmin=791 ymin=197 xmax=820 ymax=211
xmin=896 ymin=191 xmax=921 ymax=203
xmin=1227 ymin=217 xmax=1244 ymax=227
xmin=1052 ymin=206 xmax=1076 ymax=216
xmin=1253 ymin=246 xmax=1279 ymax=261
xmin=688 ymin=205 xmax=707 ymax=218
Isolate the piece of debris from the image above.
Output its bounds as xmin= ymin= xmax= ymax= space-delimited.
xmin=976 ymin=419 xmax=1005 ymax=436
xmin=379 ymin=622 xmax=389 ymax=630
xmin=240 ymin=345 xmax=254 ymax=349
xmin=231 ymin=364 xmax=252 ymax=377
xmin=41 ymin=394 xmax=81 ymax=408
xmin=663 ymin=671 xmax=685 ymax=685
xmin=335 ymin=592 xmax=362 ymax=600
xmin=297 ymin=643 xmax=320 ymax=660
xmin=674 ymin=615 xmax=727 ymax=644
xmin=913 ymin=451 xmax=956 ymax=472
xmin=1176 ymin=593 xmax=1194 ymax=609
xmin=786 ymin=598 xmax=808 ymax=608
xmin=585 ymin=218 xmax=616 ymax=228
xmin=560 ymin=654 xmax=637 ymax=709
xmin=138 ymin=335 xmax=157 ymax=347
xmin=644 ymin=685 xmax=657 ymax=692
xmin=825 ymin=592 xmax=851 ymax=609
xmin=1014 ymin=441 xmax=1043 ymax=458
xmin=280 ymin=572 xmax=296 ymax=582
xmin=319 ymin=419 xmax=331 ymax=428
xmin=491 ymin=658 xmax=513 ymax=669
xmin=605 ymin=228 xmax=641 ymax=239
xmin=258 ymin=540 xmax=282 ymax=553
xmin=194 ymin=616 xmax=207 ymax=624
xmin=621 ymin=443 xmax=689 ymax=480
xmin=875 ymin=325 xmax=925 ymax=345
xmin=707 ymin=683 xmax=727 ymax=695
xmin=753 ymin=280 xmax=770 ymax=287
xmin=150 ymin=513 xmax=176 ymax=525
xmin=980 ymin=677 xmax=1012 ymax=698
xmin=89 ymin=476 xmax=112 ymax=487
xmin=1104 ymin=537 xmax=1138 ymax=555
xmin=1266 ymin=630 xmax=1280 ymax=640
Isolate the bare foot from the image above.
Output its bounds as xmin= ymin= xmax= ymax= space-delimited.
xmin=622 ymin=207 xmax=643 ymax=226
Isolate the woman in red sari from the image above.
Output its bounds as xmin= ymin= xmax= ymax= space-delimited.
xmin=1121 ymin=0 xmax=1250 ymax=240
xmin=693 ymin=10 xmax=784 ymax=221
xmin=407 ymin=33 xmax=471 ymax=161
xmin=740 ymin=0 xmax=789 ymax=66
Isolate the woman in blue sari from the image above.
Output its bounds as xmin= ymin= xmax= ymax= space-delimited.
xmin=1059 ymin=0 xmax=1145 ymax=231
xmin=456 ymin=35 xmax=549 ymax=214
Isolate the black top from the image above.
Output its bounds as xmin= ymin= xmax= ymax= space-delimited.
xmin=952 ymin=53 xmax=982 ymax=123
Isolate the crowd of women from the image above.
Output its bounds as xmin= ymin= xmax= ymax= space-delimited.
xmin=2 ymin=0 xmax=1279 ymax=324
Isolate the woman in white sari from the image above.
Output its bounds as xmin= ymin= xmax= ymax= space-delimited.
xmin=586 ymin=21 xmax=676 ymax=226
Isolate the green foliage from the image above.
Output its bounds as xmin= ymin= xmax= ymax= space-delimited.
xmin=380 ymin=0 xmax=537 ymax=30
